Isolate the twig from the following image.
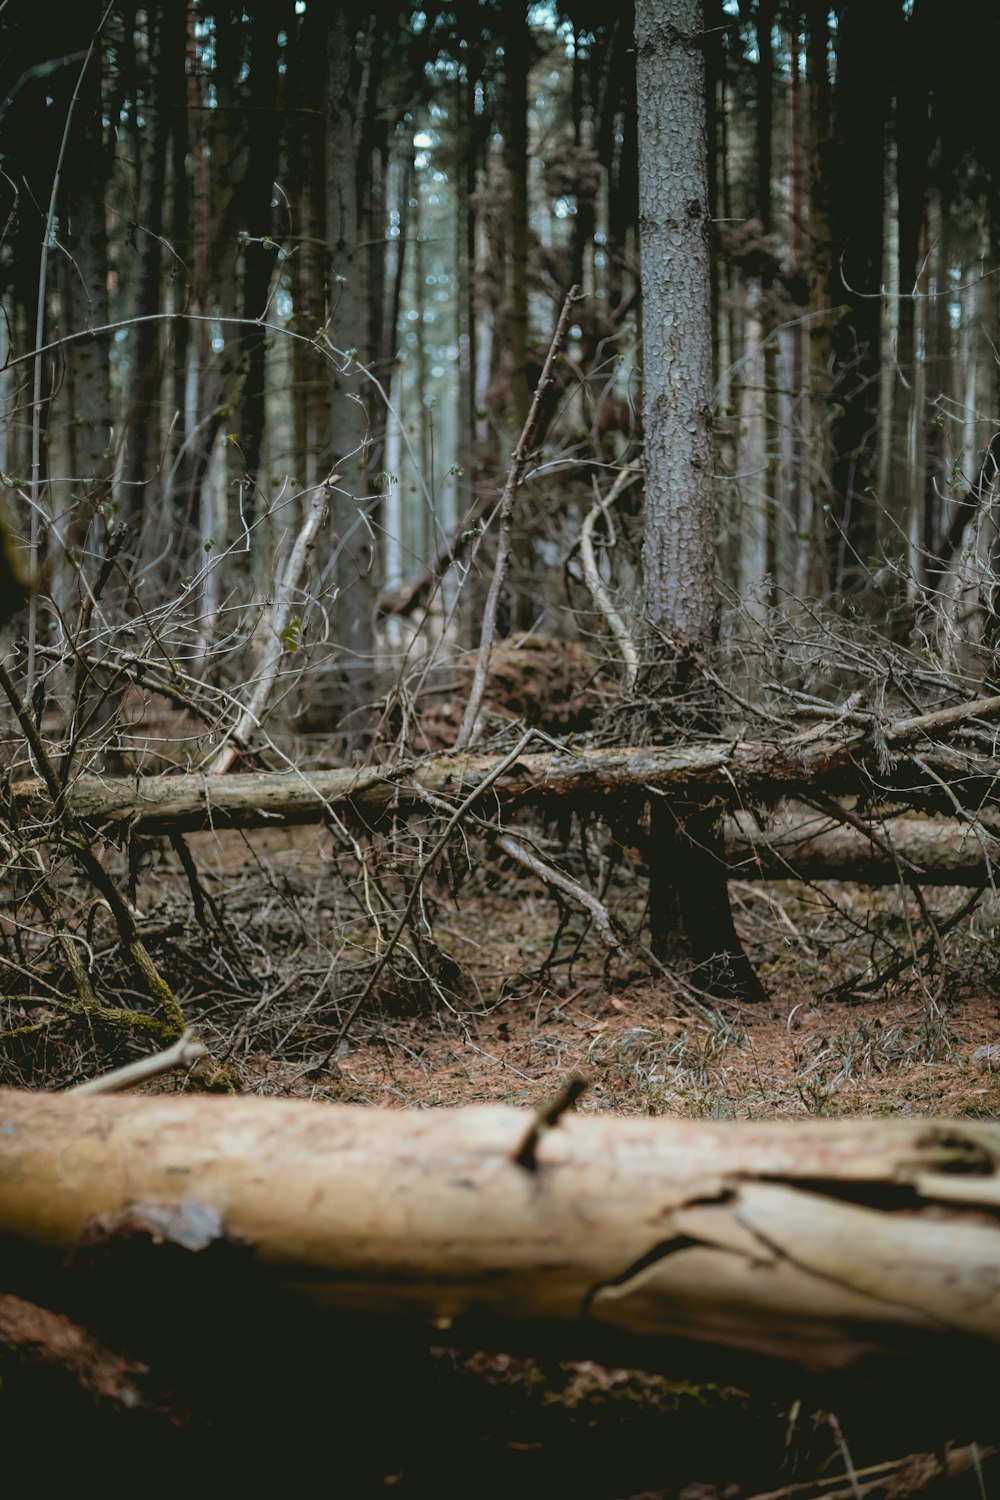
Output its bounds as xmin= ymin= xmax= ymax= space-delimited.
xmin=210 ymin=481 xmax=330 ymax=775
xmin=579 ymin=463 xmax=641 ymax=690
xmin=0 ymin=657 xmax=185 ymax=1033
xmin=407 ymin=777 xmax=620 ymax=950
xmin=887 ymin=693 xmax=1000 ymax=744
xmin=322 ymin=729 xmax=542 ymax=1060
xmin=494 ymin=832 xmax=620 ymax=949
xmin=512 ymin=1074 xmax=589 ymax=1171
xmin=454 ymin=287 xmax=581 ymax=750
xmin=806 ymin=787 xmax=947 ymax=976
xmin=741 ymin=1443 xmax=995 ymax=1500
xmin=69 ymin=1028 xmax=208 ymax=1095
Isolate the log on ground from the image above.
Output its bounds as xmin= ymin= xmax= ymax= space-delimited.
xmin=9 ymin=732 xmax=1000 ymax=837
xmin=724 ymin=811 xmax=1000 ymax=885
xmin=2 ymin=1090 xmax=999 ymax=1372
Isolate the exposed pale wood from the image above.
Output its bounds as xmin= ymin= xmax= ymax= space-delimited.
xmin=209 ymin=481 xmax=329 ymax=775
xmin=1 ymin=1091 xmax=999 ymax=1371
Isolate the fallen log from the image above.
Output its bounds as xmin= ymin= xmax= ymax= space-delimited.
xmin=9 ymin=758 xmax=999 ymax=883
xmin=2 ymin=1090 xmax=999 ymax=1372
xmin=9 ymin=731 xmax=1000 ymax=838
xmin=725 ymin=812 xmax=1000 ymax=885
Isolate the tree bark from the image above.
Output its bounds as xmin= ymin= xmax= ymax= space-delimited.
xmin=635 ymin=0 xmax=762 ymax=999
xmin=327 ymin=4 xmax=376 ymax=727
xmin=1 ymin=1091 xmax=999 ymax=1373
xmin=15 ymin=696 xmax=1000 ymax=835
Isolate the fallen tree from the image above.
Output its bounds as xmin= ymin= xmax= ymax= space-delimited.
xmin=11 ymin=691 xmax=1000 ymax=830
xmin=10 ymin=710 xmax=1000 ymax=835
xmin=726 ymin=811 xmax=999 ymax=885
xmin=2 ymin=1089 xmax=1000 ymax=1373
xmin=9 ymin=720 xmax=1000 ymax=886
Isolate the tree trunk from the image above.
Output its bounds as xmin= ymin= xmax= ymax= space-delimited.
xmin=634 ymin=0 xmax=762 ymax=999
xmin=2 ymin=1091 xmax=1000 ymax=1373
xmin=825 ymin=1 xmax=897 ymax=597
xmin=327 ymin=4 xmax=376 ymax=729
xmin=500 ymin=3 xmax=535 ymax=634
xmin=120 ymin=3 xmax=186 ymax=527
xmin=235 ymin=0 xmax=283 ymax=528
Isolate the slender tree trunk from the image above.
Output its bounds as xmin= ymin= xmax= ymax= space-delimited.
xmin=327 ymin=5 xmax=375 ymax=728
xmin=788 ymin=18 xmax=810 ymax=600
xmin=289 ymin=4 xmax=331 ymax=491
xmin=825 ymin=1 xmax=896 ymax=597
xmin=805 ymin=0 xmax=833 ymax=597
xmin=634 ymin=0 xmax=762 ymax=1000
xmin=61 ymin=14 xmax=113 ymax=554
xmin=121 ymin=3 xmax=185 ymax=527
xmin=755 ymin=0 xmax=780 ymax=595
xmin=500 ymin=5 xmax=535 ymax=633
xmin=235 ymin=0 xmax=283 ymax=531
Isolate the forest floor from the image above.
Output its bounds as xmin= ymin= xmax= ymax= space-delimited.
xmin=145 ymin=822 xmax=1000 ymax=1126
xmin=5 ymin=818 xmax=1000 ymax=1497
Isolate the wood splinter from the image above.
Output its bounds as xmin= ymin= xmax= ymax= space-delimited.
xmin=512 ymin=1074 xmax=589 ymax=1172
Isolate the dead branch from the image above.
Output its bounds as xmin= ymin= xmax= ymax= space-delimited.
xmin=209 ymin=481 xmax=330 ymax=775
xmin=16 ymin=704 xmax=1000 ymax=838
xmin=494 ymin=832 xmax=620 ymax=946
xmin=454 ymin=287 xmax=581 ymax=750
xmin=579 ymin=461 xmax=642 ymax=690
xmin=0 ymin=658 xmax=184 ymax=1032
xmin=68 ymin=1028 xmax=208 ymax=1096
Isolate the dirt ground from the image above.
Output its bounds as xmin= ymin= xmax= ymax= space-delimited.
xmin=139 ymin=821 xmax=1000 ymax=1126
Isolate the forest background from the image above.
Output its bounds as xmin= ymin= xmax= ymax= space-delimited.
xmin=5 ymin=4 xmax=1000 ymax=1487
xmin=2 ymin=0 xmax=1000 ymax=1092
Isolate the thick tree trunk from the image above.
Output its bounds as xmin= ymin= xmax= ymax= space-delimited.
xmin=635 ymin=0 xmax=761 ymax=999
xmin=2 ymin=1092 xmax=1000 ymax=1373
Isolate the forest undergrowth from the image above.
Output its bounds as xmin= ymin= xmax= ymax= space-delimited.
xmin=4 ymin=809 xmax=999 ymax=1124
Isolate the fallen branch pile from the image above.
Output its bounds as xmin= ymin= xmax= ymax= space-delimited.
xmin=2 ymin=1089 xmax=999 ymax=1372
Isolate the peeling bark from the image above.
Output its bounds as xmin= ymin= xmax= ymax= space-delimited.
xmin=1 ymin=1093 xmax=1000 ymax=1372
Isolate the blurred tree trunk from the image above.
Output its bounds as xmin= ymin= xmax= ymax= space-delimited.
xmin=500 ymin=4 xmax=534 ymax=633
xmin=288 ymin=3 xmax=330 ymax=491
xmin=327 ymin=5 xmax=375 ymax=728
xmin=61 ymin=10 xmax=113 ymax=556
xmin=163 ymin=1 xmax=194 ymax=542
xmin=634 ymin=0 xmax=762 ymax=1001
xmin=825 ymin=1 xmax=897 ymax=597
xmin=805 ymin=0 xmax=832 ymax=597
xmin=121 ymin=3 xmax=186 ymax=526
xmin=891 ymin=0 xmax=932 ymax=602
xmin=755 ymin=0 xmax=780 ymax=597
xmin=5 ymin=1094 xmax=1000 ymax=1375
xmin=235 ymin=0 xmax=283 ymax=536
xmin=607 ymin=4 xmax=637 ymax=322
xmin=787 ymin=15 xmax=810 ymax=600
